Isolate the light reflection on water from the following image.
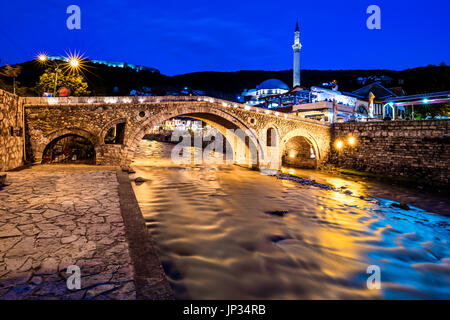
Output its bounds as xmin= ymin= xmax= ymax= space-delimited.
xmin=131 ymin=140 xmax=450 ymax=300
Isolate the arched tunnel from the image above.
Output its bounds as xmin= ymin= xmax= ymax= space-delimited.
xmin=282 ymin=135 xmax=317 ymax=169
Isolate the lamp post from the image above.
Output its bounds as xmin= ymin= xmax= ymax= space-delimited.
xmin=37 ymin=54 xmax=80 ymax=97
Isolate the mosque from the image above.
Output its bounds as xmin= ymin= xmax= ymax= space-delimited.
xmin=237 ymin=22 xmax=404 ymax=123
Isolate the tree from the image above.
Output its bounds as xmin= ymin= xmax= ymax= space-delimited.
xmin=412 ymin=102 xmax=450 ymax=119
xmin=35 ymin=68 xmax=90 ymax=96
xmin=0 ymin=63 xmax=22 ymax=94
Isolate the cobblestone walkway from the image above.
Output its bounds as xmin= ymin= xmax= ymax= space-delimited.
xmin=0 ymin=165 xmax=137 ymax=299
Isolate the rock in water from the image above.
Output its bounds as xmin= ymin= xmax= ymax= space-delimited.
xmin=391 ymin=202 xmax=411 ymax=210
xmin=134 ymin=177 xmax=148 ymax=184
xmin=265 ymin=210 xmax=289 ymax=217
xmin=0 ymin=173 xmax=6 ymax=186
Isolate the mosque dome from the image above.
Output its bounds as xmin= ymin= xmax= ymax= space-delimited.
xmin=257 ymin=79 xmax=289 ymax=90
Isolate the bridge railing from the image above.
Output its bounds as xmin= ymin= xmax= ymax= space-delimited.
xmin=22 ymin=96 xmax=330 ymax=126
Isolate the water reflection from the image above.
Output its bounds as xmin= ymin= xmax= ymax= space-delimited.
xmin=131 ymin=140 xmax=450 ymax=300
xmin=282 ymin=167 xmax=450 ymax=216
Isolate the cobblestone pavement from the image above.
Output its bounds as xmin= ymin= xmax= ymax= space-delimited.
xmin=0 ymin=165 xmax=137 ymax=299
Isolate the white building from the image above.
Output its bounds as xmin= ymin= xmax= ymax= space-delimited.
xmin=310 ymin=87 xmax=357 ymax=107
xmin=153 ymin=119 xmax=203 ymax=132
xmin=238 ymin=79 xmax=289 ymax=106
xmin=292 ymin=21 xmax=302 ymax=87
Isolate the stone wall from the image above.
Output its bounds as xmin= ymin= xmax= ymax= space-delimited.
xmin=0 ymin=89 xmax=24 ymax=171
xmin=330 ymin=120 xmax=450 ymax=187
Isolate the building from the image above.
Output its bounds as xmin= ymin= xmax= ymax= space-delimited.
xmin=292 ymin=21 xmax=302 ymax=88
xmin=153 ymin=118 xmax=204 ymax=132
xmin=238 ymin=79 xmax=289 ymax=106
xmin=48 ymin=56 xmax=159 ymax=73
xmin=237 ymin=22 xmax=449 ymax=123
xmin=290 ymin=87 xmax=367 ymax=122
xmin=237 ymin=22 xmax=407 ymax=123
xmin=130 ymin=86 xmax=205 ymax=97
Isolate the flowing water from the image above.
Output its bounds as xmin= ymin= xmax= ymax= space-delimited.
xmin=131 ymin=140 xmax=450 ymax=300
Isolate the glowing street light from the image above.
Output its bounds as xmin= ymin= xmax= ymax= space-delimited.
xmin=335 ymin=140 xmax=343 ymax=150
xmin=348 ymin=136 xmax=356 ymax=146
xmin=38 ymin=54 xmax=48 ymax=62
xmin=69 ymin=58 xmax=79 ymax=68
xmin=36 ymin=51 xmax=85 ymax=96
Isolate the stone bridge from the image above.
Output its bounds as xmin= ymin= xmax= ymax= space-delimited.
xmin=22 ymin=96 xmax=331 ymax=170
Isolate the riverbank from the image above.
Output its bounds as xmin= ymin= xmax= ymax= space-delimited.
xmin=320 ymin=165 xmax=450 ymax=193
xmin=0 ymin=164 xmax=172 ymax=300
xmin=281 ymin=166 xmax=450 ymax=216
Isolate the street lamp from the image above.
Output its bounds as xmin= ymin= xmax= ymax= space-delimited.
xmin=69 ymin=58 xmax=79 ymax=68
xmin=36 ymin=53 xmax=82 ymax=97
xmin=38 ymin=54 xmax=47 ymax=62
xmin=348 ymin=136 xmax=356 ymax=146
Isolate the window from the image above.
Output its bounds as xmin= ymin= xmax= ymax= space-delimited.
xmin=105 ymin=122 xmax=126 ymax=144
xmin=267 ymin=128 xmax=277 ymax=147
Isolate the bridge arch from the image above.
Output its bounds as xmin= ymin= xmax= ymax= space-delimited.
xmin=100 ymin=118 xmax=128 ymax=142
xmin=280 ymin=129 xmax=321 ymax=169
xmin=100 ymin=118 xmax=128 ymax=145
xmin=121 ymin=103 xmax=264 ymax=168
xmin=33 ymin=127 xmax=101 ymax=164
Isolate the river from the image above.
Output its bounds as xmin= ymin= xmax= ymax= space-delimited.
xmin=131 ymin=140 xmax=450 ymax=300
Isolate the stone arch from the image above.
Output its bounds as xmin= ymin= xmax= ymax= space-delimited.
xmin=122 ymin=104 xmax=263 ymax=168
xmin=383 ymin=104 xmax=394 ymax=118
xmin=36 ymin=128 xmax=99 ymax=164
xmin=280 ymin=129 xmax=321 ymax=169
xmin=99 ymin=118 xmax=128 ymax=142
xmin=357 ymin=105 xmax=369 ymax=116
xmin=100 ymin=118 xmax=128 ymax=145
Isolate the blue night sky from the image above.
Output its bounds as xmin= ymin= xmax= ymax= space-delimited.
xmin=1 ymin=0 xmax=449 ymax=75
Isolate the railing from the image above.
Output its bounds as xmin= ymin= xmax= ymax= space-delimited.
xmin=22 ymin=96 xmax=331 ymax=126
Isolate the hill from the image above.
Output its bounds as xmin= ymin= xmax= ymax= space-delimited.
xmin=1 ymin=59 xmax=449 ymax=100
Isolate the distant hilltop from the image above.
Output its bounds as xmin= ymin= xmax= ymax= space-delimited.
xmin=0 ymin=58 xmax=449 ymax=100
xmin=47 ymin=56 xmax=160 ymax=73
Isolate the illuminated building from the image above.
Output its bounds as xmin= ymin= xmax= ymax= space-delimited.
xmin=153 ymin=118 xmax=203 ymax=132
xmin=238 ymin=79 xmax=289 ymax=106
xmin=47 ymin=56 xmax=159 ymax=73
xmin=292 ymin=21 xmax=302 ymax=87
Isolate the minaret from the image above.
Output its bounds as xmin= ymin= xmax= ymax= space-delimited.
xmin=292 ymin=21 xmax=302 ymax=88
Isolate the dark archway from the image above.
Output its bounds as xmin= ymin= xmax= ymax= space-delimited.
xmin=282 ymin=136 xmax=317 ymax=169
xmin=357 ymin=105 xmax=369 ymax=117
xmin=105 ymin=122 xmax=126 ymax=145
xmin=42 ymin=134 xmax=96 ymax=164
xmin=266 ymin=127 xmax=277 ymax=147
